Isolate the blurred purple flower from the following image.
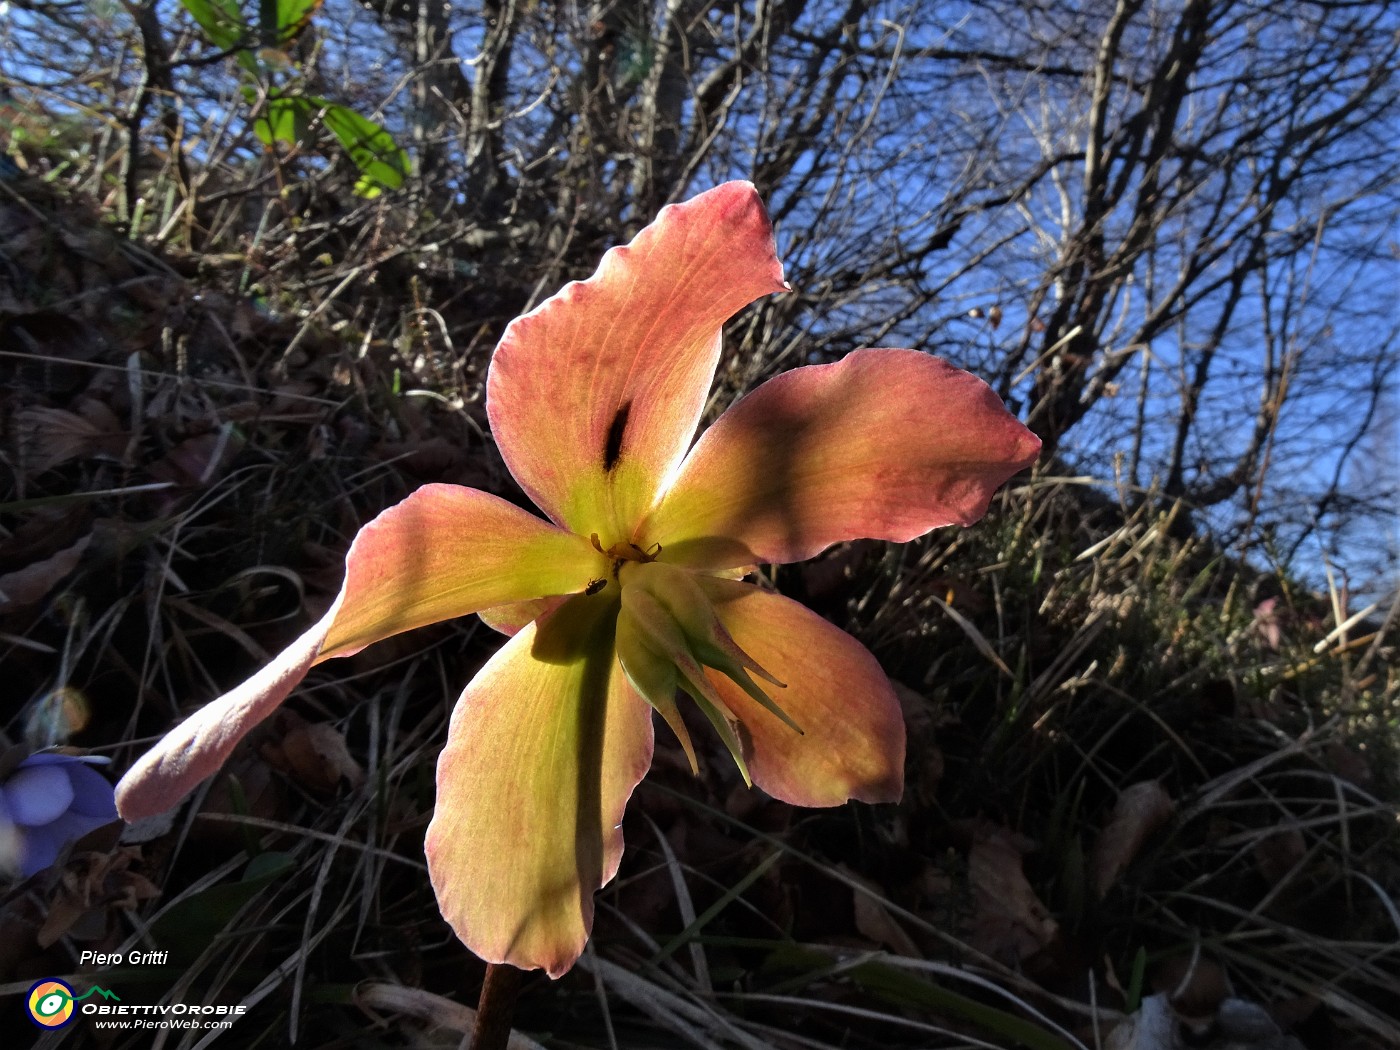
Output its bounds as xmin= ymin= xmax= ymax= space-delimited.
xmin=0 ymin=753 xmax=117 ymax=877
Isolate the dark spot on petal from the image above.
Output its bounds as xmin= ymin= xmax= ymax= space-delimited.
xmin=603 ymin=400 xmax=631 ymax=472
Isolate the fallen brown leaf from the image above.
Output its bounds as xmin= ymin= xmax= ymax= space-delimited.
xmin=15 ymin=401 xmax=125 ymax=473
xmin=839 ymin=863 xmax=922 ymax=957
xmin=37 ymin=846 xmax=159 ymax=948
xmin=1153 ymin=954 xmax=1229 ymax=1025
xmin=261 ymin=710 xmax=365 ymax=794
xmin=147 ymin=427 xmax=244 ymax=488
xmin=966 ymin=822 xmax=1058 ymax=963
xmin=0 ymin=535 xmax=90 ymax=614
xmin=1091 ymin=780 xmax=1176 ymax=897
xmin=1323 ymin=741 xmax=1374 ymax=791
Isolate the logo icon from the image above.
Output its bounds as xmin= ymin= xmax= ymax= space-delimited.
xmin=27 ymin=979 xmax=76 ymax=1028
xmin=26 ymin=979 xmax=121 ymax=1028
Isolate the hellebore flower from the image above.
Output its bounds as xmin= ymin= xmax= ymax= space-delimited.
xmin=1 ymin=751 xmax=118 ymax=877
xmin=115 ymin=182 xmax=1041 ymax=976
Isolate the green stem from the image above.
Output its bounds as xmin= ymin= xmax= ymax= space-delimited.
xmin=466 ymin=962 xmax=522 ymax=1050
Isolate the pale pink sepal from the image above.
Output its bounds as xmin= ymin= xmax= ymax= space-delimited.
xmin=487 ymin=181 xmax=788 ymax=543
xmin=115 ymin=597 xmax=342 ymax=822
xmin=639 ymin=349 xmax=1042 ymax=568
xmin=699 ymin=577 xmax=905 ymax=807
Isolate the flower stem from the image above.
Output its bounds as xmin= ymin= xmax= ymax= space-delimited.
xmin=466 ymin=962 xmax=522 ymax=1050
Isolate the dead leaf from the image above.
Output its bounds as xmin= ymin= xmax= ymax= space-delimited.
xmin=1323 ymin=741 xmax=1374 ymax=791
xmin=230 ymin=299 xmax=260 ymax=340
xmin=799 ymin=541 xmax=871 ymax=604
xmin=147 ymin=426 xmax=244 ymax=488
xmin=6 ymin=313 xmax=106 ymax=389
xmin=0 ymin=506 xmax=88 ymax=568
xmin=966 ymin=823 xmax=1058 ymax=963
xmin=37 ymin=846 xmax=159 ymax=948
xmin=0 ymin=905 xmax=46 ymax=982
xmin=892 ymin=681 xmax=945 ymax=806
xmin=271 ymin=380 xmax=319 ymax=412
xmin=839 ymin=864 xmax=921 ymax=957
xmin=14 ymin=404 xmax=123 ymax=473
xmin=1153 ymin=953 xmax=1229 ymax=1027
xmin=0 ymin=535 xmax=90 ymax=613
xmin=1216 ymin=998 xmax=1283 ymax=1042
xmin=376 ymin=435 xmax=465 ymax=479
xmin=1091 ymin=781 xmax=1176 ymax=897
xmin=723 ymin=779 xmax=791 ymax=832
xmin=915 ymin=860 xmax=953 ymax=904
xmin=192 ymin=752 xmax=283 ymax=846
xmin=260 ymin=711 xmax=364 ymax=794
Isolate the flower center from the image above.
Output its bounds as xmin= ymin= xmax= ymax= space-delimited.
xmin=611 ymin=560 xmax=800 ymax=783
xmin=589 ymin=533 xmax=662 ymax=584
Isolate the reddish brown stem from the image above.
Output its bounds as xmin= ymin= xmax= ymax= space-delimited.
xmin=467 ymin=962 xmax=521 ymax=1050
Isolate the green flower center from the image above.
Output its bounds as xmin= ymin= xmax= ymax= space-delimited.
xmin=611 ymin=560 xmax=800 ymax=781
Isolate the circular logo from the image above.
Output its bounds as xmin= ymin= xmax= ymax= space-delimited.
xmin=27 ymin=979 xmax=76 ymax=1028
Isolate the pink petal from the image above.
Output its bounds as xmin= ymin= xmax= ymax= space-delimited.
xmin=487 ymin=182 xmax=788 ymax=543
xmin=117 ymin=485 xmax=604 ymax=821
xmin=699 ymin=577 xmax=905 ymax=807
xmin=426 ymin=594 xmax=654 ymax=977
xmin=639 ymin=350 xmax=1042 ymax=568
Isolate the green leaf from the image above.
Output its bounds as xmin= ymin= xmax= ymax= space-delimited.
xmin=317 ymin=100 xmax=410 ymax=196
xmin=251 ymin=95 xmax=409 ymax=197
xmin=179 ymin=0 xmax=247 ymax=52
xmin=252 ymin=95 xmax=315 ymax=148
xmin=849 ymin=962 xmax=1079 ymax=1050
xmin=1125 ymin=946 xmax=1148 ymax=1013
xmin=272 ymin=0 xmax=324 ymax=45
xmin=148 ymin=853 xmax=296 ymax=966
xmin=616 ymin=29 xmax=656 ymax=88
xmin=759 ymin=946 xmax=1078 ymax=1050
